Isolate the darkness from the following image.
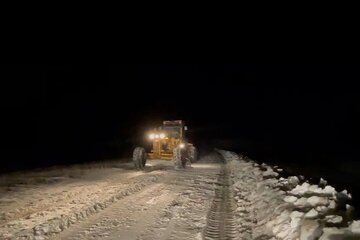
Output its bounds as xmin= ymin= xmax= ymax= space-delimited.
xmin=1 ymin=64 xmax=360 ymax=205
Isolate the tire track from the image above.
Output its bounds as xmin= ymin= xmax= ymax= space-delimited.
xmin=53 ymin=183 xmax=174 ymax=240
xmin=203 ymin=165 xmax=238 ymax=240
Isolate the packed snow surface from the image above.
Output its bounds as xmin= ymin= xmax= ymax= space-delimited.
xmin=0 ymin=151 xmax=358 ymax=239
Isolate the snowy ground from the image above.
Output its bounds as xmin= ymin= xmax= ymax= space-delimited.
xmin=218 ymin=150 xmax=360 ymax=240
xmin=0 ymin=151 xmax=359 ymax=239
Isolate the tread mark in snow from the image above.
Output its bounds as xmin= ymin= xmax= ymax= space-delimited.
xmin=203 ymin=165 xmax=238 ymax=240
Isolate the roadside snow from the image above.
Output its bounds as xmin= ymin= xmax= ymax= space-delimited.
xmin=300 ymin=219 xmax=322 ymax=240
xmin=324 ymin=215 xmax=343 ymax=224
xmin=217 ymin=149 xmax=360 ymax=240
xmin=350 ymin=220 xmax=360 ymax=234
xmin=304 ymin=209 xmax=318 ymax=219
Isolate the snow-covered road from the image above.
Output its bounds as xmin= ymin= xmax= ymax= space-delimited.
xmin=53 ymin=161 xmax=220 ymax=240
xmin=0 ymin=150 xmax=359 ymax=239
xmin=0 ymin=156 xmax=221 ymax=240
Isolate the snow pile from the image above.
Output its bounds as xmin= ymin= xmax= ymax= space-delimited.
xmin=218 ymin=150 xmax=360 ymax=240
xmin=289 ymin=182 xmax=337 ymax=197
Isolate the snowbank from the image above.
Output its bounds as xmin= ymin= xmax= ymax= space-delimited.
xmin=217 ymin=149 xmax=360 ymax=239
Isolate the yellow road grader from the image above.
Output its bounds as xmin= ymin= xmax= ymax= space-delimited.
xmin=133 ymin=120 xmax=197 ymax=170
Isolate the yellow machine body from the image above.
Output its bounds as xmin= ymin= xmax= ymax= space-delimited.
xmin=147 ymin=120 xmax=186 ymax=160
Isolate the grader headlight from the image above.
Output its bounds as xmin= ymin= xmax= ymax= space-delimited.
xmin=179 ymin=143 xmax=185 ymax=148
xmin=159 ymin=133 xmax=166 ymax=139
xmin=149 ymin=133 xmax=155 ymax=140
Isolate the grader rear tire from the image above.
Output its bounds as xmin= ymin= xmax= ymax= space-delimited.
xmin=188 ymin=146 xmax=198 ymax=163
xmin=133 ymin=147 xmax=147 ymax=170
xmin=173 ymin=147 xmax=186 ymax=170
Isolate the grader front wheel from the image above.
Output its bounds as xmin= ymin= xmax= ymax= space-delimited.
xmin=133 ymin=147 xmax=147 ymax=170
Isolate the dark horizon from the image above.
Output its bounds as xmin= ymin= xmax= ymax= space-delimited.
xmin=1 ymin=64 xmax=359 ymax=173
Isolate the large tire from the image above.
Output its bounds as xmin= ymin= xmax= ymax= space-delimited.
xmin=133 ymin=147 xmax=147 ymax=170
xmin=188 ymin=145 xmax=198 ymax=163
xmin=133 ymin=147 xmax=140 ymax=169
xmin=173 ymin=146 xmax=186 ymax=170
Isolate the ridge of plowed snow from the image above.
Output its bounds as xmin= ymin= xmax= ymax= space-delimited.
xmin=217 ymin=150 xmax=360 ymax=240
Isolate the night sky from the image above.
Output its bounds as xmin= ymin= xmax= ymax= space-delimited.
xmin=1 ymin=64 xmax=360 ymax=177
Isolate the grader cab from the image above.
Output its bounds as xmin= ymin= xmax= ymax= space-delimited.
xmin=133 ymin=120 xmax=197 ymax=170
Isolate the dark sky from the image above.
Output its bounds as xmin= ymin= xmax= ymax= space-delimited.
xmin=1 ymin=64 xmax=360 ymax=170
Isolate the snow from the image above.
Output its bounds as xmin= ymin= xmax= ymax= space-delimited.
xmin=316 ymin=206 xmax=329 ymax=214
xmin=294 ymin=197 xmax=310 ymax=208
xmin=262 ymin=167 xmax=279 ymax=178
xmin=288 ymin=176 xmax=300 ymax=187
xmin=307 ymin=196 xmax=329 ymax=207
xmin=338 ymin=189 xmax=353 ymax=200
xmin=304 ymin=208 xmax=318 ymax=219
xmin=324 ymin=215 xmax=343 ymax=224
xmin=349 ymin=220 xmax=360 ymax=234
xmin=290 ymin=211 xmax=305 ymax=228
xmin=0 ymin=150 xmax=358 ymax=239
xmin=218 ymin=149 xmax=359 ymax=240
xmin=300 ymin=219 xmax=322 ymax=240
xmin=323 ymin=185 xmax=337 ymax=196
xmin=284 ymin=195 xmax=298 ymax=203
xmin=319 ymin=227 xmax=344 ymax=240
xmin=346 ymin=204 xmax=355 ymax=214
xmin=0 ymin=162 xmax=161 ymax=239
xmin=290 ymin=182 xmax=311 ymax=195
xmin=319 ymin=177 xmax=327 ymax=186
xmin=290 ymin=183 xmax=336 ymax=197
xmin=328 ymin=200 xmax=336 ymax=209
